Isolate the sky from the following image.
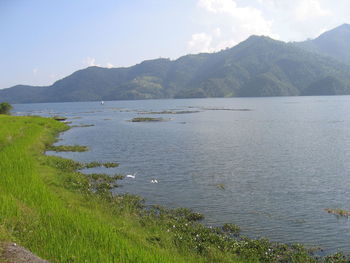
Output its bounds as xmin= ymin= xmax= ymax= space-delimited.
xmin=1 ymin=0 xmax=350 ymax=89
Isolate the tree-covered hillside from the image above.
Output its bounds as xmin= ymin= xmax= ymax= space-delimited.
xmin=294 ymin=24 xmax=350 ymax=65
xmin=2 ymin=24 xmax=350 ymax=103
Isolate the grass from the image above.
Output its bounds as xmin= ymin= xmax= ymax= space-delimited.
xmin=0 ymin=115 xmax=348 ymax=263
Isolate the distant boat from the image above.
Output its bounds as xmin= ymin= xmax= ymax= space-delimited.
xmin=100 ymin=101 xmax=104 ymax=105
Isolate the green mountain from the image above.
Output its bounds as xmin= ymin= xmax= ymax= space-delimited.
xmin=2 ymin=25 xmax=350 ymax=103
xmin=294 ymin=24 xmax=350 ymax=65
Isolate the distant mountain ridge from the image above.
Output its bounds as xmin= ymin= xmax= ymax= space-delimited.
xmin=2 ymin=24 xmax=350 ymax=103
xmin=294 ymin=24 xmax=350 ymax=65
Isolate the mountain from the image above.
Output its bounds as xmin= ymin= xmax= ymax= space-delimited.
xmin=2 ymin=25 xmax=350 ymax=103
xmin=295 ymin=24 xmax=350 ymax=64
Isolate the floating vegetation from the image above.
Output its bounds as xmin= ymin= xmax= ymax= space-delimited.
xmin=44 ymin=156 xmax=85 ymax=171
xmin=138 ymin=110 xmax=200 ymax=115
xmin=113 ymin=174 xmax=125 ymax=180
xmin=85 ymin=173 xmax=123 ymax=196
xmin=222 ymin=223 xmax=240 ymax=235
xmin=150 ymin=206 xmax=204 ymax=222
xmin=71 ymin=124 xmax=95 ymax=128
xmin=201 ymin=107 xmax=252 ymax=111
xmin=216 ymin=183 xmax=225 ymax=190
xmin=84 ymin=161 xmax=101 ymax=168
xmin=88 ymin=173 xmax=123 ymax=183
xmin=102 ymin=162 xmax=119 ymax=168
xmin=84 ymin=161 xmax=119 ymax=169
xmin=325 ymin=208 xmax=350 ymax=217
xmin=46 ymin=145 xmax=89 ymax=152
xmin=129 ymin=117 xmax=168 ymax=122
xmin=52 ymin=116 xmax=67 ymax=121
xmin=108 ymin=107 xmax=136 ymax=113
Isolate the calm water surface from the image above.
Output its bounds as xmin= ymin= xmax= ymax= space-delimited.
xmin=14 ymin=96 xmax=350 ymax=254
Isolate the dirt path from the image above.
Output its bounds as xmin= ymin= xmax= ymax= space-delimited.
xmin=0 ymin=243 xmax=49 ymax=263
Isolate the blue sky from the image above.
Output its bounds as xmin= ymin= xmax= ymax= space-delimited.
xmin=1 ymin=0 xmax=350 ymax=89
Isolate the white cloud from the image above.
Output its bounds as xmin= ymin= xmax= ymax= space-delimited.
xmin=198 ymin=0 xmax=238 ymax=14
xmin=198 ymin=0 xmax=273 ymax=35
xmin=188 ymin=33 xmax=213 ymax=53
xmin=83 ymin=57 xmax=100 ymax=67
xmin=83 ymin=57 xmax=116 ymax=68
xmin=189 ymin=0 xmax=350 ymax=50
xmin=189 ymin=0 xmax=276 ymax=53
xmin=253 ymin=0 xmax=339 ymax=41
xmin=295 ymin=0 xmax=331 ymax=21
xmin=214 ymin=27 xmax=221 ymax=37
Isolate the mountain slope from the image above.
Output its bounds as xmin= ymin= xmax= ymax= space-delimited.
xmin=2 ymin=28 xmax=350 ymax=103
xmin=295 ymin=24 xmax=350 ymax=65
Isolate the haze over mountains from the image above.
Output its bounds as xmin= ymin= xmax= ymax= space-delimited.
xmin=2 ymin=24 xmax=350 ymax=103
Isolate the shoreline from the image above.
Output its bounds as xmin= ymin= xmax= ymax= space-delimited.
xmin=0 ymin=115 xmax=348 ymax=262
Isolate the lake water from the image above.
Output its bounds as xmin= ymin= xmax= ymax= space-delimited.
xmin=14 ymin=96 xmax=350 ymax=254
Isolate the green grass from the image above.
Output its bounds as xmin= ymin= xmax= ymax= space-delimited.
xmin=0 ymin=115 xmax=204 ymax=263
xmin=0 ymin=115 xmax=347 ymax=263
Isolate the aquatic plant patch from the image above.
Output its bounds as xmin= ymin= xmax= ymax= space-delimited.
xmin=138 ymin=110 xmax=200 ymax=115
xmin=46 ymin=144 xmax=89 ymax=152
xmin=129 ymin=117 xmax=169 ymax=122
xmin=325 ymin=208 xmax=350 ymax=217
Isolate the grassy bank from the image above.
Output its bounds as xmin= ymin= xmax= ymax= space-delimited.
xmin=0 ymin=115 xmax=346 ymax=263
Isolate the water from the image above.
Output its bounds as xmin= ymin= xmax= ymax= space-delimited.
xmin=14 ymin=96 xmax=350 ymax=254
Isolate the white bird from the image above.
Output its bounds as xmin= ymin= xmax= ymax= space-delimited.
xmin=101 ymin=101 xmax=104 ymax=105
xmin=151 ymin=179 xmax=158 ymax=184
xmin=126 ymin=173 xmax=136 ymax=179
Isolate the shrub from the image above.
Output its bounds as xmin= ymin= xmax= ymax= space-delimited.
xmin=0 ymin=102 xmax=13 ymax=115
